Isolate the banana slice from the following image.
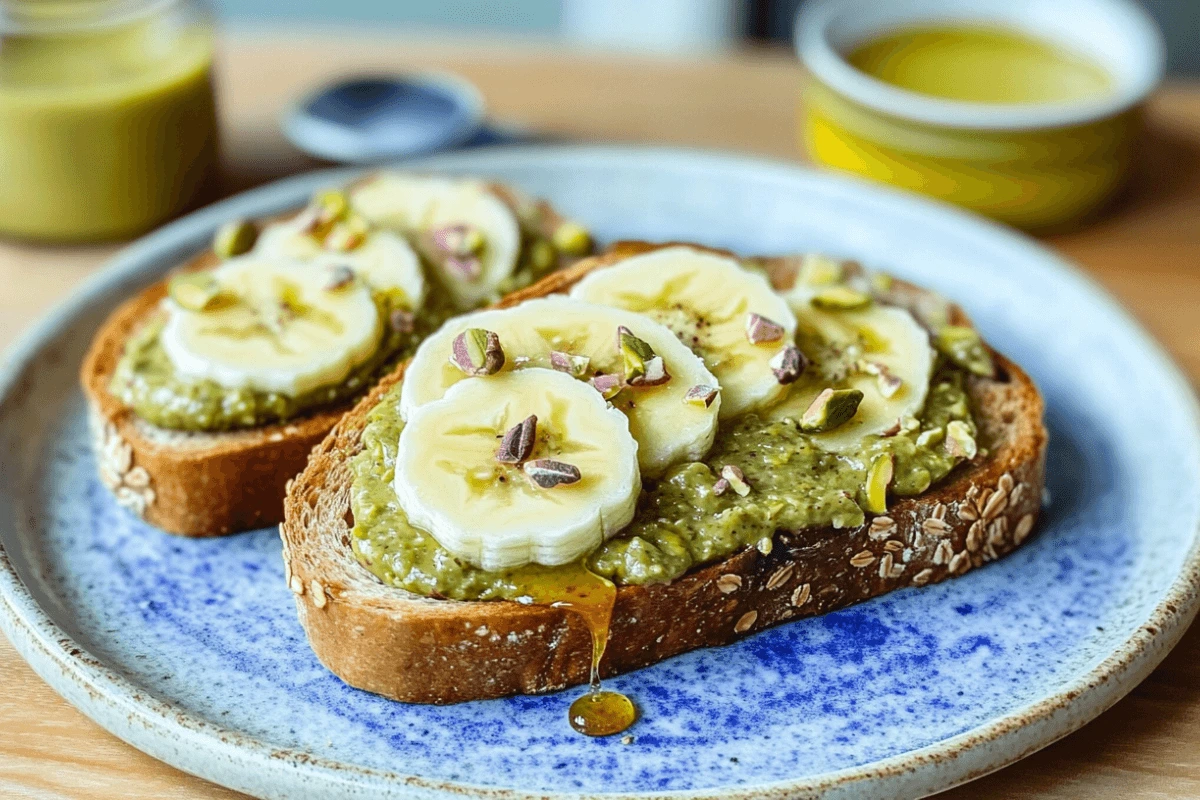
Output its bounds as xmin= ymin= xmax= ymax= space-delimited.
xmin=349 ymin=173 xmax=521 ymax=310
xmin=766 ymin=287 xmax=935 ymax=453
xmin=399 ymin=296 xmax=720 ymax=476
xmin=254 ymin=216 xmax=426 ymax=309
xmin=160 ymin=255 xmax=382 ymax=396
xmin=394 ymin=368 xmax=640 ymax=570
xmin=569 ymin=246 xmax=797 ymax=419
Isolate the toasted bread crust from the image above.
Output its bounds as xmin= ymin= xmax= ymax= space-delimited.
xmin=80 ymin=186 xmax=584 ymax=537
xmin=281 ymin=243 xmax=1048 ymax=704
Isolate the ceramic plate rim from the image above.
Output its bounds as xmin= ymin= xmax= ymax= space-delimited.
xmin=1 ymin=144 xmax=1198 ymax=800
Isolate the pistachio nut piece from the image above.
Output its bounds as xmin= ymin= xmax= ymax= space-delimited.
xmin=720 ymin=464 xmax=751 ymax=497
xmin=168 ymin=272 xmax=226 ymax=312
xmin=916 ymin=427 xmax=945 ymax=448
xmin=212 ymin=219 xmax=258 ymax=259
xmin=864 ymin=453 xmax=894 ymax=514
xmin=529 ymin=239 xmax=557 ymax=273
xmin=618 ymin=326 xmax=658 ymax=382
xmin=769 ymin=345 xmax=808 ymax=385
xmin=431 ymin=223 xmax=486 ymax=257
xmin=857 ymin=359 xmax=903 ymax=398
xmin=523 ymin=458 xmax=581 ymax=489
xmin=934 ymin=325 xmax=996 ymax=378
xmin=712 ymin=477 xmax=730 ymax=496
xmin=745 ymin=312 xmax=785 ymax=344
xmin=313 ymin=189 xmax=350 ymax=227
xmin=496 ymin=415 xmax=538 ymax=464
xmin=550 ymin=350 xmax=591 ymax=378
xmin=323 ymin=215 xmax=369 ymax=252
xmin=450 ymin=328 xmax=505 ymax=376
xmin=945 ymin=420 xmax=978 ymax=459
xmin=684 ymin=384 xmax=719 ymax=408
xmin=628 ymin=355 xmax=671 ymax=387
xmin=589 ymin=373 xmax=623 ymax=400
xmin=551 ymin=221 xmax=592 ymax=256
xmin=812 ymin=286 xmax=872 ymax=311
xmin=797 ymin=254 xmax=844 ymax=286
xmin=799 ymin=387 xmax=864 ymax=433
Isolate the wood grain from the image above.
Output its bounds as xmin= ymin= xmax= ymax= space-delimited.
xmin=0 ymin=30 xmax=1197 ymax=799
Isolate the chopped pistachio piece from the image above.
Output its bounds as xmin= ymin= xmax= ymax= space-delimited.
xmin=945 ymin=420 xmax=978 ymax=459
xmin=629 ymin=356 xmax=670 ymax=387
xmin=589 ymin=373 xmax=623 ymax=400
xmin=168 ymin=273 xmax=225 ymax=312
xmin=934 ymin=325 xmax=996 ymax=377
xmin=745 ymin=312 xmax=785 ymax=344
xmin=323 ymin=216 xmax=368 ymax=252
xmin=812 ymin=286 xmax=872 ymax=311
xmin=444 ymin=254 xmax=483 ymax=281
xmin=799 ymin=388 xmax=864 ymax=433
xmin=313 ymin=189 xmax=349 ymax=226
xmin=524 ymin=459 xmax=581 ymax=489
xmin=450 ymin=328 xmax=505 ymax=376
xmin=712 ymin=477 xmax=729 ymax=496
xmin=798 ymin=254 xmax=843 ymax=286
xmin=529 ymin=239 xmax=557 ymax=273
xmin=618 ymin=326 xmax=657 ymax=382
xmin=857 ymin=360 xmax=903 ymax=398
xmin=916 ymin=427 xmax=944 ymax=448
xmin=496 ymin=415 xmax=538 ymax=464
xmin=721 ymin=464 xmax=751 ymax=497
xmin=684 ymin=384 xmax=719 ymax=408
xmin=549 ymin=350 xmax=591 ymax=378
xmin=212 ymin=219 xmax=257 ymax=259
xmin=551 ymin=221 xmax=592 ymax=256
xmin=431 ymin=223 xmax=485 ymax=256
xmin=870 ymin=271 xmax=895 ymax=293
xmin=865 ymin=453 xmax=894 ymax=514
xmin=769 ymin=345 xmax=808 ymax=385
xmin=324 ymin=265 xmax=356 ymax=292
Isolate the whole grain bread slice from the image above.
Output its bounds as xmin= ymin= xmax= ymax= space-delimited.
xmin=281 ymin=242 xmax=1047 ymax=704
xmin=79 ymin=184 xmax=581 ymax=537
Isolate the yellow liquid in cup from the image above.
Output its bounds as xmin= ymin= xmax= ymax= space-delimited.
xmin=804 ymin=25 xmax=1136 ymax=230
xmin=0 ymin=13 xmax=218 ymax=242
xmin=846 ymin=25 xmax=1112 ymax=105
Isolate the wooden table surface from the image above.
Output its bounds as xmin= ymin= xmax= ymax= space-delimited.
xmin=2 ymin=32 xmax=1199 ymax=800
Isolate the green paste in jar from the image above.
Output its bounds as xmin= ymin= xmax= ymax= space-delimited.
xmin=348 ymin=363 xmax=977 ymax=599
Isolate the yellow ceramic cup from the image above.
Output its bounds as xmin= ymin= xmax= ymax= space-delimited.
xmin=795 ymin=0 xmax=1165 ymax=230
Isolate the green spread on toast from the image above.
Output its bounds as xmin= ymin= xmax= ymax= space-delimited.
xmin=348 ymin=362 xmax=976 ymax=598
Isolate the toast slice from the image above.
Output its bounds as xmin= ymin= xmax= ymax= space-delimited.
xmin=281 ymin=242 xmax=1047 ymax=703
xmin=80 ymin=184 xmax=581 ymax=537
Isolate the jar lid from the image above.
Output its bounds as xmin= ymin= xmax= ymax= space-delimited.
xmin=283 ymin=72 xmax=485 ymax=164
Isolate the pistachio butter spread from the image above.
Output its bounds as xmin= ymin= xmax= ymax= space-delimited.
xmin=110 ymin=292 xmax=450 ymax=431
xmin=349 ymin=361 xmax=977 ymax=600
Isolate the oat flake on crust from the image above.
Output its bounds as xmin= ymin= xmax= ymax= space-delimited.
xmin=89 ymin=410 xmax=155 ymax=517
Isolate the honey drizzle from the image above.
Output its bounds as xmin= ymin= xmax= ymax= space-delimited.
xmin=512 ymin=560 xmax=637 ymax=737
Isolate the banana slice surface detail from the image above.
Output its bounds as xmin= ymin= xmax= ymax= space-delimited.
xmin=254 ymin=215 xmax=426 ymax=310
xmin=349 ymin=173 xmax=521 ymax=310
xmin=767 ymin=287 xmax=935 ymax=453
xmin=394 ymin=368 xmax=640 ymax=571
xmin=399 ymin=296 xmax=721 ymax=476
xmin=160 ymin=255 xmax=382 ymax=396
xmin=569 ymin=246 xmax=797 ymax=418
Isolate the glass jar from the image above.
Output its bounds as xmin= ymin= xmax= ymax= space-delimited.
xmin=0 ymin=0 xmax=218 ymax=242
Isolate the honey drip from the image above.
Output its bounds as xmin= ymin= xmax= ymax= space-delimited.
xmin=512 ymin=560 xmax=637 ymax=737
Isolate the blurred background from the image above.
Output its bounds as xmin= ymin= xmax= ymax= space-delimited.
xmin=217 ymin=0 xmax=1198 ymax=73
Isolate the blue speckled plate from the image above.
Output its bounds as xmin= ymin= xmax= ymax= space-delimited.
xmin=1 ymin=146 xmax=1198 ymax=800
